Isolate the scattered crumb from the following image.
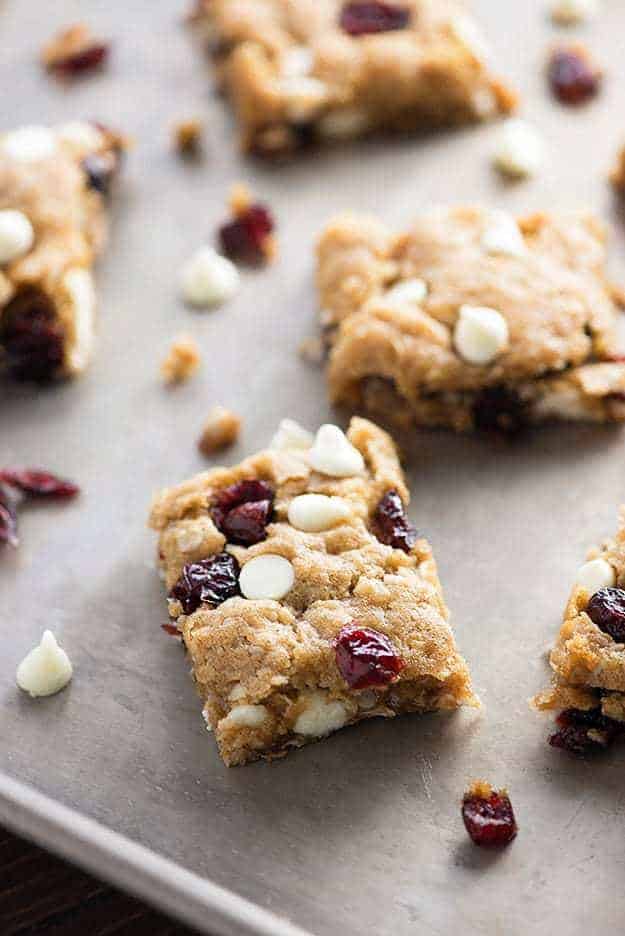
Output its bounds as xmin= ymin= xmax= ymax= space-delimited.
xmin=173 ymin=118 xmax=204 ymax=155
xmin=161 ymin=335 xmax=201 ymax=384
xmin=198 ymin=405 xmax=241 ymax=455
xmin=16 ymin=630 xmax=73 ymax=698
xmin=40 ymin=23 xmax=110 ymax=75
xmin=229 ymin=182 xmax=253 ymax=215
xmin=550 ymin=0 xmax=599 ymax=26
xmin=298 ymin=335 xmax=325 ymax=365
xmin=465 ymin=779 xmax=494 ymax=800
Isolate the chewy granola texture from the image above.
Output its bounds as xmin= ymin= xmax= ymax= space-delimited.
xmin=150 ymin=417 xmax=476 ymax=766
xmin=0 ymin=122 xmax=122 ymax=382
xmin=316 ymin=207 xmax=625 ymax=433
xmin=533 ymin=508 xmax=625 ymax=754
xmin=191 ymin=0 xmax=516 ymax=156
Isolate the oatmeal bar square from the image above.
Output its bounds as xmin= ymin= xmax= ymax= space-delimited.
xmin=316 ymin=207 xmax=625 ymax=432
xmin=190 ymin=0 xmax=516 ymax=156
xmin=0 ymin=122 xmax=122 ymax=382
xmin=149 ymin=417 xmax=476 ymax=766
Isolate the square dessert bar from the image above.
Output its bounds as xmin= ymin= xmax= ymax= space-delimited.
xmin=533 ymin=508 xmax=625 ymax=754
xmin=316 ymin=207 xmax=625 ymax=432
xmin=191 ymin=0 xmax=516 ymax=156
xmin=0 ymin=122 xmax=122 ymax=382
xmin=150 ymin=417 xmax=476 ymax=766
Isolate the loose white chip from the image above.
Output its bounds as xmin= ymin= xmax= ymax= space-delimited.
xmin=180 ymin=246 xmax=240 ymax=308
xmin=294 ymin=692 xmax=349 ymax=736
xmin=481 ymin=212 xmax=526 ymax=257
xmin=550 ymin=0 xmax=599 ymax=25
xmin=2 ymin=126 xmax=57 ymax=162
xmin=56 ymin=121 xmax=104 ymax=154
xmin=0 ymin=210 xmax=34 ymax=265
xmin=382 ymin=278 xmax=428 ymax=307
xmin=63 ymin=268 xmax=96 ymax=373
xmin=270 ymin=418 xmax=314 ymax=451
xmin=16 ymin=630 xmax=73 ymax=698
xmin=309 ymin=424 xmax=365 ymax=477
xmin=220 ymin=704 xmax=268 ymax=729
xmin=577 ymin=558 xmax=615 ymax=592
xmin=288 ymin=494 xmax=351 ymax=532
xmin=493 ymin=119 xmax=544 ymax=178
xmin=454 ymin=305 xmax=509 ymax=366
xmin=239 ymin=554 xmax=295 ymax=601
xmin=282 ymin=45 xmax=314 ymax=77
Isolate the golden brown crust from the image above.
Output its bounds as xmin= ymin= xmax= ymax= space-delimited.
xmin=192 ymin=0 xmax=516 ymax=155
xmin=149 ymin=417 xmax=476 ymax=766
xmin=316 ymin=207 xmax=625 ymax=431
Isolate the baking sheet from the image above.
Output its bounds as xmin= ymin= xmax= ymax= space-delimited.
xmin=3 ymin=1 xmax=625 ymax=934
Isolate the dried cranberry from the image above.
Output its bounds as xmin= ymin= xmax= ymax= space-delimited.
xmin=52 ymin=42 xmax=109 ymax=75
xmin=170 ymin=552 xmax=240 ymax=614
xmin=0 ymin=470 xmax=79 ymax=498
xmin=548 ymin=47 xmax=601 ymax=107
xmin=372 ymin=489 xmax=418 ymax=553
xmin=218 ymin=204 xmax=274 ymax=264
xmin=586 ymin=587 xmax=625 ymax=642
xmin=462 ymin=786 xmax=517 ymax=847
xmin=161 ymin=623 xmax=181 ymax=637
xmin=472 ymin=386 xmax=527 ymax=435
xmin=0 ymin=495 xmax=18 ymax=548
xmin=339 ymin=1 xmax=411 ymax=35
xmin=334 ymin=623 xmax=404 ymax=689
xmin=82 ymin=151 xmax=118 ymax=196
xmin=0 ymin=288 xmax=65 ymax=382
xmin=212 ymin=480 xmax=274 ymax=546
xmin=548 ymin=707 xmax=621 ymax=755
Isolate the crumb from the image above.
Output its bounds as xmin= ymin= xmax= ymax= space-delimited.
xmin=41 ymin=23 xmax=110 ymax=75
xmin=173 ymin=118 xmax=203 ymax=155
xmin=161 ymin=335 xmax=201 ymax=385
xmin=198 ymin=405 xmax=241 ymax=455
xmin=298 ymin=336 xmax=325 ymax=365
xmin=229 ymin=182 xmax=253 ymax=215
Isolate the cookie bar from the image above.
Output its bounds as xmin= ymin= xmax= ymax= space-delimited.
xmin=316 ymin=207 xmax=625 ymax=433
xmin=190 ymin=0 xmax=516 ymax=156
xmin=149 ymin=417 xmax=476 ymax=766
xmin=0 ymin=122 xmax=122 ymax=382
xmin=533 ymin=508 xmax=625 ymax=754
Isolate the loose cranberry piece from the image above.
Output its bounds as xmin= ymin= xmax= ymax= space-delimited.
xmin=548 ymin=707 xmax=622 ymax=755
xmin=0 ymin=495 xmax=18 ymax=548
xmin=82 ymin=151 xmax=118 ymax=196
xmin=211 ymin=480 xmax=274 ymax=546
xmin=161 ymin=623 xmax=181 ymax=637
xmin=472 ymin=386 xmax=527 ymax=435
xmin=0 ymin=470 xmax=79 ymax=498
xmin=334 ymin=623 xmax=404 ymax=689
xmin=586 ymin=587 xmax=625 ymax=642
xmin=52 ymin=43 xmax=109 ymax=75
xmin=339 ymin=1 xmax=411 ymax=35
xmin=462 ymin=785 xmax=517 ymax=847
xmin=0 ymin=288 xmax=65 ymax=382
xmin=170 ymin=552 xmax=241 ymax=614
xmin=373 ymin=489 xmax=418 ymax=553
xmin=548 ymin=47 xmax=601 ymax=107
xmin=218 ymin=204 xmax=274 ymax=264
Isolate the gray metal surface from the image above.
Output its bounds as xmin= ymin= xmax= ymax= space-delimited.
xmin=2 ymin=2 xmax=625 ymax=934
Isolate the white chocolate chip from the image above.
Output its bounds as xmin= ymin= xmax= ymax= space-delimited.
xmin=288 ymin=494 xmax=351 ymax=532
xmin=493 ymin=119 xmax=544 ymax=178
xmin=382 ymin=278 xmax=428 ymax=308
xmin=0 ymin=210 xmax=34 ymax=265
xmin=309 ymin=424 xmax=365 ymax=478
xmin=454 ymin=305 xmax=509 ymax=365
xmin=282 ymin=45 xmax=314 ymax=77
xmin=220 ymin=703 xmax=268 ymax=729
xmin=280 ymin=76 xmax=327 ymax=121
xmin=318 ymin=108 xmax=370 ymax=140
xmin=56 ymin=121 xmax=104 ymax=154
xmin=293 ymin=691 xmax=349 ymax=736
xmin=16 ymin=630 xmax=73 ymax=698
xmin=2 ymin=126 xmax=57 ymax=162
xmin=180 ymin=246 xmax=240 ymax=308
xmin=550 ymin=0 xmax=599 ymax=25
xmin=269 ymin=418 xmax=314 ymax=451
xmin=577 ymin=558 xmax=615 ymax=592
xmin=481 ymin=212 xmax=526 ymax=257
xmin=63 ymin=268 xmax=96 ymax=373
xmin=239 ymin=554 xmax=295 ymax=601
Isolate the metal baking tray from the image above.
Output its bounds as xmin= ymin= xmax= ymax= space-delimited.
xmin=3 ymin=1 xmax=625 ymax=933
